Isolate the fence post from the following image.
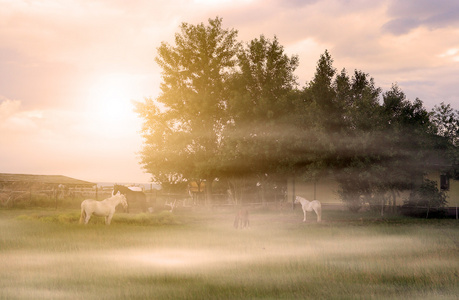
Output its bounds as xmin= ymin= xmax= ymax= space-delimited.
xmin=291 ymin=177 xmax=295 ymax=210
xmin=54 ymin=185 xmax=58 ymax=210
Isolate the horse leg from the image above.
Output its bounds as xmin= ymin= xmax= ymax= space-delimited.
xmin=84 ymin=213 xmax=91 ymax=224
xmin=314 ymin=206 xmax=322 ymax=222
xmin=79 ymin=209 xmax=85 ymax=224
xmin=106 ymin=213 xmax=114 ymax=225
xmin=303 ymin=207 xmax=307 ymax=222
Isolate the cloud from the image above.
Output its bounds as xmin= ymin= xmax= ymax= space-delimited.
xmin=0 ymin=97 xmax=43 ymax=132
xmin=0 ymin=96 xmax=147 ymax=182
xmin=0 ymin=0 xmax=458 ymax=182
xmin=0 ymin=97 xmax=20 ymax=119
xmin=382 ymin=18 xmax=420 ymax=35
xmin=383 ymin=0 xmax=459 ymax=35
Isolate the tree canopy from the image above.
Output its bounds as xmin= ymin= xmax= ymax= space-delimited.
xmin=136 ymin=17 xmax=458 ymax=206
xmin=135 ymin=17 xmax=239 ymax=202
xmin=221 ymin=35 xmax=300 ymax=177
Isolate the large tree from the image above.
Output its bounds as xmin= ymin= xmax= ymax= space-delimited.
xmin=305 ymin=50 xmax=342 ymax=132
xmin=135 ymin=17 xmax=239 ymax=204
xmin=335 ymin=81 xmax=444 ymax=213
xmin=431 ymin=102 xmax=459 ymax=147
xmin=221 ymin=35 xmax=300 ymax=202
xmin=429 ymin=102 xmax=459 ymax=179
xmin=301 ymin=54 xmax=442 ymax=213
xmin=223 ymin=36 xmax=299 ymax=174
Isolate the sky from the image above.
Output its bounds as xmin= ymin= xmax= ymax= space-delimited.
xmin=1 ymin=0 xmax=458 ymax=183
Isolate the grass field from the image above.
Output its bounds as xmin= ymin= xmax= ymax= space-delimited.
xmin=0 ymin=207 xmax=458 ymax=299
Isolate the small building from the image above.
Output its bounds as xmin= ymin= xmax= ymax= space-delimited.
xmin=0 ymin=173 xmax=96 ymax=207
xmin=287 ymin=171 xmax=459 ymax=208
xmin=0 ymin=173 xmax=95 ymax=190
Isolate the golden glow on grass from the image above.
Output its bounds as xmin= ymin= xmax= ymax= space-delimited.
xmin=0 ymin=210 xmax=458 ymax=299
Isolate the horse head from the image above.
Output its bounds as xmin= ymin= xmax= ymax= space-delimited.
xmin=112 ymin=184 xmax=121 ymax=196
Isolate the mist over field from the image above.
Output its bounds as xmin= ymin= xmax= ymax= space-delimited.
xmin=1 ymin=208 xmax=458 ymax=299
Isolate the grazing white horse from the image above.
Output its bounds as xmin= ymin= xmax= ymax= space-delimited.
xmin=79 ymin=194 xmax=128 ymax=225
xmin=294 ymin=196 xmax=322 ymax=222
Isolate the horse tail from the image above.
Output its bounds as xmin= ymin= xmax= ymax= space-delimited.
xmin=316 ymin=202 xmax=322 ymax=222
xmin=79 ymin=201 xmax=86 ymax=224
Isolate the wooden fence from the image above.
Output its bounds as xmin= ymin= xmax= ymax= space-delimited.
xmin=1 ymin=187 xmax=457 ymax=219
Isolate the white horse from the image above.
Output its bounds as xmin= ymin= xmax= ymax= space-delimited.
xmin=294 ymin=196 xmax=322 ymax=222
xmin=79 ymin=194 xmax=128 ymax=225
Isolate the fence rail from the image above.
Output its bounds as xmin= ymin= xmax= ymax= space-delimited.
xmin=1 ymin=188 xmax=458 ymax=219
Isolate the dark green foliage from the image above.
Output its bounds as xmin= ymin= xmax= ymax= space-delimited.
xmin=431 ymin=102 xmax=459 ymax=146
xmin=222 ymin=35 xmax=300 ymax=177
xmin=135 ymin=17 xmax=240 ymax=196
xmin=403 ymin=179 xmax=448 ymax=218
xmin=430 ymin=102 xmax=459 ymax=174
xmin=136 ymin=17 xmax=457 ymax=209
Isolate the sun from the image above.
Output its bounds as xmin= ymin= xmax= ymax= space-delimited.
xmin=84 ymin=72 xmax=141 ymax=136
xmin=88 ymin=74 xmax=134 ymax=117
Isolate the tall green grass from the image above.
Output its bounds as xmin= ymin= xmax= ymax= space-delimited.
xmin=0 ymin=208 xmax=457 ymax=299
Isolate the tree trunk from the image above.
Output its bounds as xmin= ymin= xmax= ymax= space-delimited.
xmin=205 ymin=178 xmax=213 ymax=206
xmin=391 ymin=190 xmax=397 ymax=213
xmin=381 ymin=197 xmax=384 ymax=217
xmin=291 ymin=177 xmax=295 ymax=210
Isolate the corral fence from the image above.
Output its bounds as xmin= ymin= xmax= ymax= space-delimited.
xmin=0 ymin=186 xmax=110 ymax=209
xmin=0 ymin=186 xmax=287 ymax=210
xmin=1 ymin=186 xmax=458 ymax=219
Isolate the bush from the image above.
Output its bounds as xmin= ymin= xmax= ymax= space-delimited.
xmin=402 ymin=179 xmax=447 ymax=218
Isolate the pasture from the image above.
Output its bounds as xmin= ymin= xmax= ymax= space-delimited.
xmin=0 ymin=207 xmax=458 ymax=299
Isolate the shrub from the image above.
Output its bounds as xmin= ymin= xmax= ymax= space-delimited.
xmin=402 ymin=179 xmax=447 ymax=218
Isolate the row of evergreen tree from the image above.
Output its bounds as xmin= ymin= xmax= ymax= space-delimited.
xmin=135 ymin=17 xmax=458 ymax=211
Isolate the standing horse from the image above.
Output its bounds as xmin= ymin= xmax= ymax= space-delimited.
xmin=113 ymin=184 xmax=147 ymax=213
xmin=294 ymin=196 xmax=322 ymax=222
xmin=79 ymin=194 xmax=127 ymax=225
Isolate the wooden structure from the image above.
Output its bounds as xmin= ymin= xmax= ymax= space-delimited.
xmin=0 ymin=173 xmax=96 ymax=208
xmin=188 ymin=181 xmax=206 ymax=205
xmin=188 ymin=181 xmax=205 ymax=193
xmin=0 ymin=173 xmax=95 ymax=190
xmin=288 ymin=171 xmax=459 ymax=208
